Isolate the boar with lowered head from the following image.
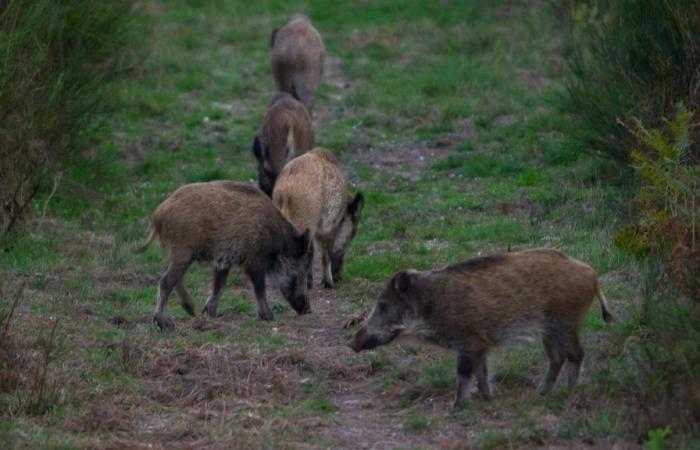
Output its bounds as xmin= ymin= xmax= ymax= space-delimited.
xmin=137 ymin=181 xmax=313 ymax=329
xmin=349 ymin=249 xmax=614 ymax=410
xmin=270 ymin=15 xmax=325 ymax=113
xmin=272 ymin=148 xmax=364 ymax=289
xmin=252 ymin=92 xmax=314 ymax=196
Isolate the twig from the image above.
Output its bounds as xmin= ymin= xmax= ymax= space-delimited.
xmin=0 ymin=280 xmax=26 ymax=345
xmin=3 ymin=182 xmax=40 ymax=235
xmin=37 ymin=171 xmax=62 ymax=233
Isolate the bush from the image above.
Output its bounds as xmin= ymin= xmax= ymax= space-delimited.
xmin=615 ymin=106 xmax=699 ymax=300
xmin=613 ymin=107 xmax=700 ymax=438
xmin=0 ymin=0 xmax=139 ymax=235
xmin=559 ymin=0 xmax=700 ymax=162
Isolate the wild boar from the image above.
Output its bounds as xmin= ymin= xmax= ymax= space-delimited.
xmin=270 ymin=15 xmax=325 ymax=113
xmin=272 ymin=148 xmax=364 ymax=289
xmin=349 ymin=249 xmax=614 ymax=409
xmin=252 ymin=92 xmax=314 ymax=196
xmin=136 ymin=181 xmax=313 ymax=329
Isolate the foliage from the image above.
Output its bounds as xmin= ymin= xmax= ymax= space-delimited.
xmin=643 ymin=426 xmax=671 ymax=450
xmin=0 ymin=0 xmax=139 ymax=235
xmin=612 ymin=107 xmax=700 ymax=437
xmin=558 ymin=0 xmax=700 ymax=162
xmin=615 ymin=106 xmax=699 ymax=300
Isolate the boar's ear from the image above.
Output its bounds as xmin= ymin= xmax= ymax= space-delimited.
xmin=270 ymin=28 xmax=279 ymax=48
xmin=392 ymin=270 xmax=412 ymax=294
xmin=348 ymin=192 xmax=364 ymax=222
xmin=252 ymin=136 xmax=262 ymax=162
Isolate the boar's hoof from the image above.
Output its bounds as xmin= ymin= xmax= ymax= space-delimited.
xmin=152 ymin=314 xmax=174 ymax=330
xmin=451 ymin=399 xmax=467 ymax=414
xmin=321 ymin=279 xmax=335 ymax=289
xmin=182 ymin=302 xmax=196 ymax=317
xmin=258 ymin=310 xmax=274 ymax=321
xmin=201 ymin=303 xmax=218 ymax=318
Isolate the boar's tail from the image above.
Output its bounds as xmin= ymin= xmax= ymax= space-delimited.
xmin=279 ymin=194 xmax=292 ymax=221
xmin=595 ymin=282 xmax=615 ymax=322
xmin=286 ymin=128 xmax=296 ymax=157
xmin=134 ymin=222 xmax=159 ymax=254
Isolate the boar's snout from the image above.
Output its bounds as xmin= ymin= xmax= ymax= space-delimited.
xmin=348 ymin=327 xmax=378 ymax=353
xmin=291 ymin=295 xmax=311 ymax=315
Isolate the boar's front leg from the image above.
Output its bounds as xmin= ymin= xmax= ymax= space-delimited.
xmin=202 ymin=268 xmax=230 ymax=317
xmin=454 ymin=349 xmax=488 ymax=410
xmin=247 ymin=268 xmax=273 ymax=321
xmin=454 ymin=349 xmax=475 ymax=410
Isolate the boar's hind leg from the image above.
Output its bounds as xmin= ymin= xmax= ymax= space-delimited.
xmin=320 ymin=243 xmax=334 ymax=289
xmin=175 ymin=282 xmax=195 ymax=316
xmin=294 ymin=75 xmax=313 ymax=113
xmin=307 ymin=241 xmax=315 ymax=289
xmin=475 ymin=355 xmax=491 ymax=400
xmin=540 ymin=333 xmax=565 ymax=395
xmin=154 ymin=255 xmax=192 ymax=329
xmin=248 ymin=269 xmax=273 ymax=321
xmin=563 ymin=332 xmax=584 ymax=388
xmin=202 ymin=268 xmax=230 ymax=317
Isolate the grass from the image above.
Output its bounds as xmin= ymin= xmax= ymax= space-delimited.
xmin=1 ymin=0 xmax=695 ymax=448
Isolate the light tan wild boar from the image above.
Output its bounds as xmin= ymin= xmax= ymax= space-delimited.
xmin=272 ymin=148 xmax=364 ymax=289
xmin=252 ymin=92 xmax=314 ymax=196
xmin=137 ymin=181 xmax=313 ymax=329
xmin=270 ymin=15 xmax=325 ymax=113
xmin=350 ymin=249 xmax=615 ymax=410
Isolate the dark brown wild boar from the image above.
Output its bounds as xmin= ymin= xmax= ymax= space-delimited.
xmin=137 ymin=181 xmax=313 ymax=329
xmin=270 ymin=15 xmax=325 ymax=113
xmin=349 ymin=249 xmax=614 ymax=410
xmin=252 ymin=92 xmax=314 ymax=196
xmin=272 ymin=148 xmax=364 ymax=289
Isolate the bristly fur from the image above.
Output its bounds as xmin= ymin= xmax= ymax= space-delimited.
xmin=443 ymin=254 xmax=507 ymax=273
xmin=271 ymin=15 xmax=325 ymax=112
xmin=352 ymin=248 xmax=616 ymax=407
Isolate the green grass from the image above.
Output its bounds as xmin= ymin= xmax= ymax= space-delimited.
xmin=402 ymin=411 xmax=432 ymax=432
xmin=1 ymin=0 xmax=692 ymax=448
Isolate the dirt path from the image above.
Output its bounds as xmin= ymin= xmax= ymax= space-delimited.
xmin=264 ymin=53 xmax=472 ymax=449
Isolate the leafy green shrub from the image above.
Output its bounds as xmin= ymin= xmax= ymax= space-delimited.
xmin=0 ymin=0 xmax=139 ymax=235
xmin=559 ymin=0 xmax=700 ymax=162
xmin=614 ymin=107 xmax=700 ymax=439
xmin=615 ymin=106 xmax=699 ymax=299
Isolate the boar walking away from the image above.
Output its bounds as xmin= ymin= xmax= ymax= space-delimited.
xmin=272 ymin=148 xmax=364 ymax=289
xmin=349 ymin=249 xmax=615 ymax=410
xmin=252 ymin=92 xmax=314 ymax=196
xmin=270 ymin=15 xmax=325 ymax=113
xmin=137 ymin=181 xmax=313 ymax=329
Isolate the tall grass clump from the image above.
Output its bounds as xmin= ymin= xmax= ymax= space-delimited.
xmin=0 ymin=0 xmax=139 ymax=235
xmin=558 ymin=0 xmax=700 ymax=162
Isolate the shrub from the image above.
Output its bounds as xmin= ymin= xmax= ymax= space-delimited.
xmin=558 ymin=0 xmax=700 ymax=162
xmin=0 ymin=0 xmax=139 ymax=235
xmin=615 ymin=106 xmax=699 ymax=300
xmin=614 ymin=107 xmax=700 ymax=438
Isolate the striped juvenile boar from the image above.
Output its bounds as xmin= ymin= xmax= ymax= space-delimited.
xmin=252 ymin=92 xmax=314 ymax=196
xmin=137 ymin=181 xmax=313 ymax=329
xmin=270 ymin=15 xmax=325 ymax=112
xmin=349 ymin=249 xmax=614 ymax=410
xmin=272 ymin=148 xmax=364 ymax=289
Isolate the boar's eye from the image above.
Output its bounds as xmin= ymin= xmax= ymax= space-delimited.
xmin=377 ymin=302 xmax=388 ymax=314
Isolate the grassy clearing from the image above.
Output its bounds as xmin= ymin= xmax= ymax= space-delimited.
xmin=1 ymin=0 xmax=695 ymax=448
